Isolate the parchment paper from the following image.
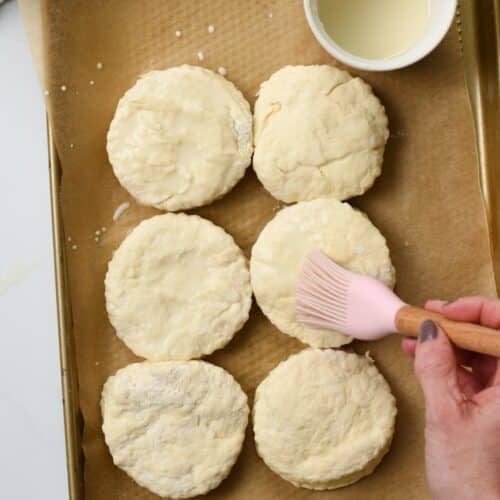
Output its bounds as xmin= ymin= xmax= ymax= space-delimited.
xmin=39 ymin=1 xmax=496 ymax=499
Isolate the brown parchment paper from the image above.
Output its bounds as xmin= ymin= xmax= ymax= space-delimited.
xmin=40 ymin=1 xmax=496 ymax=499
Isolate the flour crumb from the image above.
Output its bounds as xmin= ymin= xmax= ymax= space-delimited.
xmin=89 ymin=80 xmax=95 ymax=86
xmin=95 ymin=361 xmax=100 ymax=366
xmin=44 ymin=90 xmax=50 ymax=96
xmin=113 ymin=201 xmax=130 ymax=221
xmin=197 ymin=51 xmax=205 ymax=61
xmin=95 ymin=230 xmax=101 ymax=236
xmin=67 ymin=236 xmax=72 ymax=242
xmin=71 ymin=244 xmax=78 ymax=251
xmin=175 ymin=30 xmax=182 ymax=38
xmin=365 ymin=351 xmax=374 ymax=362
xmin=101 ymin=227 xmax=107 ymax=232
xmin=60 ymin=85 xmax=67 ymax=92
xmin=218 ymin=66 xmax=227 ymax=76
xmin=268 ymin=11 xmax=273 ymax=18
xmin=94 ymin=237 xmax=99 ymax=242
xmin=69 ymin=143 xmax=74 ymax=149
xmin=233 ymin=118 xmax=251 ymax=152
xmin=404 ymin=240 xmax=409 ymax=247
xmin=355 ymin=245 xmax=365 ymax=255
xmin=390 ymin=130 xmax=407 ymax=139
xmin=97 ymin=62 xmax=103 ymax=70
xmin=208 ymin=25 xmax=215 ymax=33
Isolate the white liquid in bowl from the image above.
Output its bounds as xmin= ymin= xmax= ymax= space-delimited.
xmin=317 ymin=0 xmax=429 ymax=60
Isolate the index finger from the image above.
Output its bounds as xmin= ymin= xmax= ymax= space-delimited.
xmin=426 ymin=296 xmax=500 ymax=329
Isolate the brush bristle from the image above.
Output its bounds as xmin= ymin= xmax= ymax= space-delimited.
xmin=295 ymin=249 xmax=353 ymax=332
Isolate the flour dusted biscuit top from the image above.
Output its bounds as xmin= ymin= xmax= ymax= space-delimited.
xmin=253 ymin=349 xmax=397 ymax=490
xmin=105 ymin=213 xmax=252 ymax=360
xmin=253 ymin=65 xmax=388 ymax=203
xmin=107 ymin=65 xmax=253 ymax=211
xmin=250 ymin=198 xmax=395 ymax=347
xmin=101 ymin=361 xmax=249 ymax=498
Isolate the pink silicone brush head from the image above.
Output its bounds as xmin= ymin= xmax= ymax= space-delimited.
xmin=296 ymin=249 xmax=405 ymax=340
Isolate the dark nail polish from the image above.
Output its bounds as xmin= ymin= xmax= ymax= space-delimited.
xmin=419 ymin=319 xmax=438 ymax=343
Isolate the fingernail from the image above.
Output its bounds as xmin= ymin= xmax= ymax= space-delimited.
xmin=419 ymin=319 xmax=438 ymax=343
xmin=431 ymin=299 xmax=449 ymax=307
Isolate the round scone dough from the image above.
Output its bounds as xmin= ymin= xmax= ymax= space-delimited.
xmin=250 ymin=198 xmax=395 ymax=347
xmin=107 ymin=65 xmax=253 ymax=211
xmin=253 ymin=65 xmax=388 ymax=203
xmin=105 ymin=213 xmax=252 ymax=360
xmin=253 ymin=349 xmax=397 ymax=490
xmin=102 ymin=361 xmax=249 ymax=498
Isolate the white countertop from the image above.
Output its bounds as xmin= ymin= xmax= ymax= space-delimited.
xmin=0 ymin=2 xmax=68 ymax=498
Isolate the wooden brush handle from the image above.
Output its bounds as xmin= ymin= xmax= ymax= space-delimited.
xmin=396 ymin=305 xmax=500 ymax=357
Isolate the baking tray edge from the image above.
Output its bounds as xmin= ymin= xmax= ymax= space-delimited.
xmin=458 ymin=0 xmax=500 ymax=294
xmin=48 ymin=122 xmax=84 ymax=500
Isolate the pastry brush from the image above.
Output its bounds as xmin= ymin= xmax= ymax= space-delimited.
xmin=296 ymin=249 xmax=500 ymax=356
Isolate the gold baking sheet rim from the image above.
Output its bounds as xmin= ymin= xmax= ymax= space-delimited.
xmin=48 ymin=123 xmax=84 ymax=500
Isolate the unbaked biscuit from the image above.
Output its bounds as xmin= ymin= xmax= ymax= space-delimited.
xmin=250 ymin=198 xmax=395 ymax=347
xmin=253 ymin=65 xmax=388 ymax=203
xmin=253 ymin=349 xmax=396 ymax=489
xmin=102 ymin=361 xmax=249 ymax=498
xmin=107 ymin=65 xmax=253 ymax=211
xmin=105 ymin=213 xmax=252 ymax=360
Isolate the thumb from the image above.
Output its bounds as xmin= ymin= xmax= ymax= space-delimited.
xmin=414 ymin=320 xmax=461 ymax=412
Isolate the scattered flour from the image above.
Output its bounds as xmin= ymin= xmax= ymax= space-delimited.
xmin=113 ymin=201 xmax=130 ymax=221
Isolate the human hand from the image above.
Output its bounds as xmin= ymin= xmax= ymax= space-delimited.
xmin=401 ymin=297 xmax=500 ymax=500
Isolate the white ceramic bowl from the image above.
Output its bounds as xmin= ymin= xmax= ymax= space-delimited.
xmin=304 ymin=0 xmax=457 ymax=71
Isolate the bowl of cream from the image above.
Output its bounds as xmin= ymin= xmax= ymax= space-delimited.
xmin=304 ymin=0 xmax=457 ymax=71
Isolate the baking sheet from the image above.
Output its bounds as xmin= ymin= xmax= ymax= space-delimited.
xmin=40 ymin=1 xmax=496 ymax=499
